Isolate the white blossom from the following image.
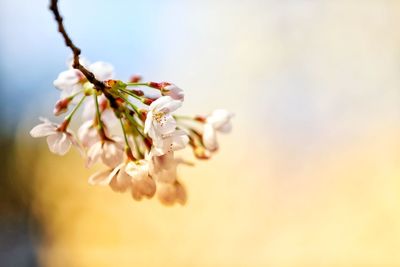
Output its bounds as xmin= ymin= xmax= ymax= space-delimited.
xmin=162 ymin=84 xmax=184 ymax=101
xmin=88 ymin=163 xmax=131 ymax=192
xmin=30 ymin=118 xmax=78 ymax=155
xmin=202 ymin=109 xmax=234 ymax=151
xmin=150 ymin=130 xmax=189 ymax=156
xmin=89 ymin=160 xmax=156 ymax=200
xmin=157 ymin=180 xmax=187 ymax=206
xmin=144 ymin=96 xmax=182 ymax=139
xmin=53 ymin=69 xmax=84 ymax=99
xmin=53 ymin=60 xmax=114 ymax=99
xmin=148 ymin=152 xmax=179 ymax=184
xmin=86 ymin=137 xmax=124 ymax=168
xmin=77 ymin=120 xmax=100 ymax=148
xmin=125 ymin=160 xmax=156 ymax=200
xmin=81 ymin=95 xmax=117 ymax=126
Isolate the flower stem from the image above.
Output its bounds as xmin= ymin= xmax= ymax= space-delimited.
xmin=65 ymin=95 xmax=86 ymax=122
xmin=117 ymin=91 xmax=141 ymax=115
xmin=119 ymin=118 xmax=130 ymax=147
xmin=94 ymin=94 xmax=103 ymax=130
xmin=124 ymin=110 xmax=145 ymax=137
xmin=174 ymin=115 xmax=194 ymax=121
xmin=119 ymin=87 xmax=143 ymax=101
xmin=125 ymin=82 xmax=150 ymax=87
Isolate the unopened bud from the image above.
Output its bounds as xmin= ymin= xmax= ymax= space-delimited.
xmin=193 ymin=146 xmax=211 ymax=160
xmin=130 ymin=89 xmax=144 ymax=96
xmin=53 ymin=97 xmax=72 ymax=116
xmin=129 ymin=75 xmax=142 ymax=83
xmin=148 ymin=82 xmax=171 ymax=90
xmin=142 ymin=98 xmax=155 ymax=105
xmin=194 ymin=116 xmax=206 ymax=123
xmin=161 ymin=84 xmax=184 ymax=101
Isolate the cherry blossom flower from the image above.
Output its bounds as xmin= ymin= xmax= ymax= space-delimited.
xmin=148 ymin=152 xmax=180 ymax=184
xmin=86 ymin=137 xmax=124 ymax=168
xmin=53 ymin=60 xmax=114 ymax=99
xmin=53 ymin=97 xmax=73 ymax=116
xmin=31 ymin=50 xmax=233 ymax=205
xmin=88 ymin=160 xmax=156 ymax=200
xmin=157 ymin=180 xmax=187 ymax=206
xmin=53 ymin=69 xmax=84 ymax=99
xmin=77 ymin=120 xmax=100 ymax=148
xmin=81 ymin=94 xmax=117 ymax=126
xmin=150 ymin=130 xmax=189 ymax=156
xmin=161 ymin=84 xmax=184 ymax=101
xmin=125 ymin=160 xmax=156 ymax=200
xmin=88 ymin=163 xmax=131 ymax=192
xmin=202 ymin=109 xmax=234 ymax=151
xmin=144 ymin=96 xmax=182 ymax=139
xmin=30 ymin=118 xmax=78 ymax=155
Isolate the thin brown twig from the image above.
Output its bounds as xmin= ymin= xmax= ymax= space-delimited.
xmin=49 ymin=0 xmax=106 ymax=91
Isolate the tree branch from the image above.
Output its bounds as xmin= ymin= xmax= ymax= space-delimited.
xmin=49 ymin=0 xmax=106 ymax=91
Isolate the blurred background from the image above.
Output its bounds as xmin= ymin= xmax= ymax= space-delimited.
xmin=1 ymin=0 xmax=400 ymax=266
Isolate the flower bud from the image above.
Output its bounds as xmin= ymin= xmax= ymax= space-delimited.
xmin=142 ymin=98 xmax=155 ymax=105
xmin=193 ymin=146 xmax=211 ymax=160
xmin=53 ymin=97 xmax=72 ymax=116
xmin=161 ymin=84 xmax=184 ymax=101
xmin=148 ymin=82 xmax=171 ymax=90
xmin=129 ymin=75 xmax=142 ymax=83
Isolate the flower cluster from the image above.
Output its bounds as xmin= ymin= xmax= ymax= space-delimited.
xmin=30 ymin=59 xmax=233 ymax=205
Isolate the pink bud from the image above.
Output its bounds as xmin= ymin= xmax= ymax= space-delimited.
xmin=130 ymin=75 xmax=142 ymax=83
xmin=148 ymin=82 xmax=171 ymax=90
xmin=53 ymin=98 xmax=72 ymax=116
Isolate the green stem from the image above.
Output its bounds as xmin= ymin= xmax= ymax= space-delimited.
xmin=68 ymin=89 xmax=84 ymax=100
xmin=119 ymin=87 xmax=143 ymax=101
xmin=117 ymin=91 xmax=141 ymax=114
xmin=125 ymin=110 xmax=145 ymax=138
xmin=174 ymin=115 xmax=195 ymax=121
xmin=126 ymin=82 xmax=150 ymax=87
xmin=65 ymin=95 xmax=86 ymax=122
xmin=132 ymin=131 xmax=144 ymax=159
xmin=119 ymin=118 xmax=131 ymax=150
xmin=94 ymin=94 xmax=103 ymax=130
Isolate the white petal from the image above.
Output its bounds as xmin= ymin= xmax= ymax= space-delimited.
xmin=110 ymin=166 xmax=131 ymax=192
xmin=152 ymin=130 xmax=188 ymax=156
xmin=152 ymin=114 xmax=177 ymax=136
xmin=88 ymin=169 xmax=113 ymax=185
xmin=101 ymin=109 xmax=118 ymax=127
xmin=101 ymin=140 xmax=123 ymax=168
xmin=163 ymin=85 xmax=184 ymax=101
xmin=144 ymin=110 xmax=153 ymax=134
xmin=53 ymin=70 xmax=81 ymax=91
xmin=86 ymin=141 xmax=103 ymax=168
xmin=157 ymin=183 xmax=177 ymax=206
xmin=78 ymin=121 xmax=99 ymax=148
xmin=131 ymin=177 xmax=156 ymax=200
xmin=46 ymin=132 xmax=71 ymax=155
xmin=175 ymin=181 xmax=187 ymax=205
xmin=218 ymin=123 xmax=232 ymax=133
xmin=150 ymin=96 xmax=182 ymax=113
xmin=125 ymin=160 xmax=149 ymax=180
xmin=202 ymin=123 xmax=218 ymax=151
xmin=149 ymin=153 xmax=178 ymax=184
xmin=81 ymin=98 xmax=96 ymax=122
xmin=30 ymin=122 xmax=56 ymax=138
xmin=207 ymin=109 xmax=234 ymax=131
xmin=89 ymin=61 xmax=114 ymax=81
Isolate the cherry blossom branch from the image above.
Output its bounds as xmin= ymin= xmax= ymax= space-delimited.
xmin=49 ymin=0 xmax=106 ymax=91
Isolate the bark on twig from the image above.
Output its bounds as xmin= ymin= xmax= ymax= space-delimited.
xmin=49 ymin=0 xmax=106 ymax=91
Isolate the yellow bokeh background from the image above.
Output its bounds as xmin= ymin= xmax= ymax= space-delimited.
xmin=3 ymin=0 xmax=400 ymax=266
